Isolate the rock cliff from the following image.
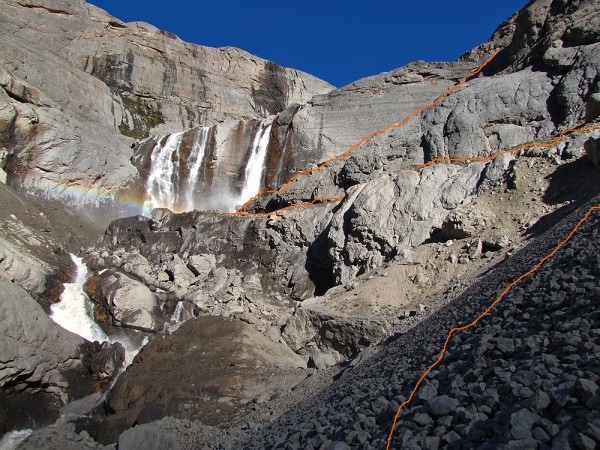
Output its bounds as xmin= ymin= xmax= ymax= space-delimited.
xmin=0 ymin=0 xmax=333 ymax=217
xmin=2 ymin=0 xmax=600 ymax=447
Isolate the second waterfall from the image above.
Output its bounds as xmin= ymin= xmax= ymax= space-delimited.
xmin=138 ymin=119 xmax=274 ymax=214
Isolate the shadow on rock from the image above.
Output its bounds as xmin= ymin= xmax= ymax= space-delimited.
xmin=527 ymin=156 xmax=600 ymax=238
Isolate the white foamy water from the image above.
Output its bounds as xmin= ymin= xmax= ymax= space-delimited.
xmin=237 ymin=122 xmax=272 ymax=207
xmin=184 ymin=127 xmax=210 ymax=211
xmin=50 ymin=254 xmax=147 ymax=368
xmin=170 ymin=301 xmax=184 ymax=323
xmin=51 ymin=255 xmax=109 ymax=343
xmin=0 ymin=429 xmax=32 ymax=450
xmin=145 ymin=132 xmax=184 ymax=212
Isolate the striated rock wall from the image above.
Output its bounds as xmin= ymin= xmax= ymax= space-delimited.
xmin=0 ymin=0 xmax=333 ymax=219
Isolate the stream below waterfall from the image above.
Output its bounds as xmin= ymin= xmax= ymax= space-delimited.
xmin=50 ymin=254 xmax=148 ymax=368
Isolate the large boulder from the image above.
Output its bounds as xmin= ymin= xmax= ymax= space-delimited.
xmin=97 ymin=316 xmax=305 ymax=443
xmin=86 ymin=270 xmax=165 ymax=332
xmin=0 ymin=280 xmax=97 ymax=433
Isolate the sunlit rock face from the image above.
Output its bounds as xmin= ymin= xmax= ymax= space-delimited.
xmin=0 ymin=0 xmax=333 ymax=221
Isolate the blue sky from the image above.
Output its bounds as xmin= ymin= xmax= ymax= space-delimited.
xmin=89 ymin=0 xmax=529 ymax=88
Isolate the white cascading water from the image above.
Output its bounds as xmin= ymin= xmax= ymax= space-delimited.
xmin=50 ymin=255 xmax=109 ymax=343
xmin=184 ymin=127 xmax=210 ymax=211
xmin=170 ymin=301 xmax=184 ymax=323
xmin=50 ymin=254 xmax=146 ymax=367
xmin=144 ymin=132 xmax=184 ymax=212
xmin=143 ymin=121 xmax=272 ymax=213
xmin=237 ymin=122 xmax=272 ymax=207
xmin=0 ymin=429 xmax=33 ymax=450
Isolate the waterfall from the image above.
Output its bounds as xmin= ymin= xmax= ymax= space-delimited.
xmin=0 ymin=429 xmax=33 ymax=450
xmin=51 ymin=255 xmax=109 ymax=343
xmin=238 ymin=122 xmax=272 ymax=206
xmin=170 ymin=301 xmax=184 ymax=323
xmin=142 ymin=120 xmax=273 ymax=213
xmin=50 ymin=254 xmax=147 ymax=367
xmin=184 ymin=127 xmax=210 ymax=211
xmin=144 ymin=132 xmax=184 ymax=212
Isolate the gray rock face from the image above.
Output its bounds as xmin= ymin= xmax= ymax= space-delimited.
xmin=0 ymin=0 xmax=332 ymax=219
xmin=0 ymin=237 xmax=52 ymax=298
xmin=86 ymin=269 xmax=165 ymax=332
xmin=0 ymin=280 xmax=97 ymax=432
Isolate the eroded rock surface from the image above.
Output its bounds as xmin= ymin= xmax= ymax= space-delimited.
xmin=0 ymin=280 xmax=119 ymax=433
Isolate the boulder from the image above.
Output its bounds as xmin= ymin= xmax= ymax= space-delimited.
xmin=585 ymin=137 xmax=600 ymax=166
xmin=103 ymin=317 xmax=305 ymax=442
xmin=0 ymin=280 xmax=96 ymax=432
xmin=187 ymin=254 xmax=217 ymax=277
xmin=442 ymin=206 xmax=498 ymax=240
xmin=87 ymin=270 xmax=164 ymax=332
xmin=585 ymin=93 xmax=600 ymax=122
xmin=80 ymin=341 xmax=125 ymax=381
xmin=426 ymin=395 xmax=460 ymax=417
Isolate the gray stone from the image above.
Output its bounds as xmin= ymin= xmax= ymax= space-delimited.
xmin=585 ymin=138 xmax=600 ymax=166
xmin=325 ymin=442 xmax=351 ymax=450
xmin=573 ymin=432 xmax=596 ymax=450
xmin=483 ymin=234 xmax=509 ymax=251
xmin=529 ymin=390 xmax=551 ymax=411
xmin=575 ymin=378 xmax=599 ymax=399
xmin=585 ymin=92 xmax=600 ymax=122
xmin=510 ymin=409 xmax=540 ymax=440
xmin=88 ymin=270 xmax=165 ymax=332
xmin=497 ymin=337 xmax=515 ymax=354
xmin=427 ymin=395 xmax=460 ymax=416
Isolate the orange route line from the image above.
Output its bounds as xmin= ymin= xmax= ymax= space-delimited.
xmin=416 ymin=124 xmax=600 ymax=169
xmin=385 ymin=204 xmax=600 ymax=449
xmin=230 ymin=196 xmax=345 ymax=217
xmin=227 ymin=51 xmax=499 ymax=217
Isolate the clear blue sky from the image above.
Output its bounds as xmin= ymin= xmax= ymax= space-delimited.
xmin=89 ymin=0 xmax=530 ymax=88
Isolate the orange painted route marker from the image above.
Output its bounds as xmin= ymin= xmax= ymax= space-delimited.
xmin=417 ymin=124 xmax=600 ymax=169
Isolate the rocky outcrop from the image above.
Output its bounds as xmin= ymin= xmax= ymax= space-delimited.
xmin=231 ymin=195 xmax=600 ymax=450
xmin=0 ymin=280 xmax=120 ymax=433
xmin=86 ymin=269 xmax=165 ymax=332
xmin=95 ymin=316 xmax=305 ymax=444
